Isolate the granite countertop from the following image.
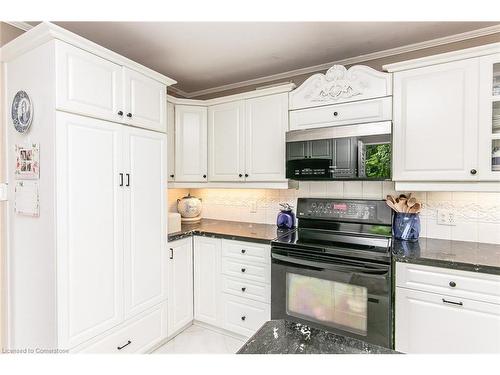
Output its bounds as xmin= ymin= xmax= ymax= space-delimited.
xmin=168 ymin=218 xmax=293 ymax=244
xmin=237 ymin=320 xmax=397 ymax=354
xmin=393 ymin=237 xmax=500 ymax=275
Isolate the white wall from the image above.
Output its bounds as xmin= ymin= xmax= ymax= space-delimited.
xmin=168 ymin=181 xmax=500 ymax=244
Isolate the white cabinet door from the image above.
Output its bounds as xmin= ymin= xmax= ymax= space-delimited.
xmin=167 ymin=101 xmax=175 ymax=181
xmin=245 ymin=93 xmax=288 ymax=181
xmin=123 ymin=67 xmax=167 ymax=132
xmin=167 ymin=238 xmax=194 ymax=334
xmin=56 ymin=41 xmax=123 ymax=123
xmin=123 ymin=127 xmax=167 ymax=319
xmin=194 ymin=237 xmax=222 ymax=326
xmin=175 ymin=105 xmax=208 ymax=182
xmin=55 ymin=112 xmax=124 ymax=349
xmin=393 ymin=58 xmax=479 ymax=181
xmin=395 ymin=287 xmax=500 ymax=353
xmin=478 ymin=53 xmax=500 ymax=181
xmin=208 ymin=101 xmax=245 ymax=182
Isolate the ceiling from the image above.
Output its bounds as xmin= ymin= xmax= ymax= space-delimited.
xmin=29 ymin=21 xmax=500 ymax=97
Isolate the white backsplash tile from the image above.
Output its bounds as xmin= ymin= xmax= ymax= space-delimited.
xmin=167 ymin=182 xmax=500 ymax=244
xmin=343 ymin=181 xmax=363 ymax=198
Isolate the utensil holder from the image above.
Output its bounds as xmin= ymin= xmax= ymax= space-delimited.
xmin=393 ymin=213 xmax=420 ymax=242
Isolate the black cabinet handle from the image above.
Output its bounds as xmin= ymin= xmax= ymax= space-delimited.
xmin=245 ymin=173 xmax=249 ymax=178
xmin=170 ymin=174 xmax=175 ymax=178
xmin=241 ymin=287 xmax=246 ymax=292
xmin=169 ymin=248 xmax=173 ymax=260
xmin=203 ymin=174 xmax=207 ymax=178
xmin=126 ymin=173 xmax=130 ymax=187
xmin=241 ymin=249 xmax=246 ymax=254
xmin=241 ymin=268 xmax=246 ymax=273
xmin=333 ymin=111 xmax=338 ymax=117
xmin=470 ymin=169 xmax=477 ymax=175
xmin=239 ymin=174 xmax=243 ymax=178
xmin=449 ymin=281 xmax=456 ymax=287
xmin=127 ymin=113 xmax=132 ymax=118
xmin=119 ymin=173 xmax=124 ymax=186
xmin=241 ymin=316 xmax=246 ymax=321
xmin=117 ymin=111 xmax=123 ymax=116
xmin=442 ymin=298 xmax=463 ymax=306
xmin=117 ymin=340 xmax=132 ymax=350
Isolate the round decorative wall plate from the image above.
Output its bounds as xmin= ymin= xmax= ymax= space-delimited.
xmin=11 ymin=90 xmax=33 ymax=134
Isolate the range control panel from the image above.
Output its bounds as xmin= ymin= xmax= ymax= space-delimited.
xmin=296 ymin=198 xmax=392 ymax=225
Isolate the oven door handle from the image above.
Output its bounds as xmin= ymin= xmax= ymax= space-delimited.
xmin=271 ymin=253 xmax=389 ymax=275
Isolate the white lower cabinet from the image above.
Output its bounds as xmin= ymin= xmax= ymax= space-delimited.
xmin=78 ymin=302 xmax=168 ymax=354
xmin=221 ymin=294 xmax=270 ymax=337
xmin=194 ymin=237 xmax=222 ymax=326
xmin=192 ymin=237 xmax=270 ymax=338
xmin=395 ymin=263 xmax=500 ymax=353
xmin=167 ymin=238 xmax=194 ymax=335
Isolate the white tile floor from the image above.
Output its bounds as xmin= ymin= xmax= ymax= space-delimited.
xmin=153 ymin=324 xmax=245 ymax=354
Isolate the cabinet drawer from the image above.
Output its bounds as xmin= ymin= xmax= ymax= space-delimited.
xmin=221 ymin=275 xmax=270 ymax=304
xmin=395 ymin=287 xmax=500 ymax=353
xmin=396 ymin=263 xmax=500 ymax=305
xmin=289 ymin=97 xmax=392 ymax=131
xmin=78 ymin=303 xmax=167 ymax=353
xmin=222 ymin=257 xmax=270 ymax=284
xmin=221 ymin=294 xmax=270 ymax=337
xmin=222 ymin=240 xmax=270 ymax=265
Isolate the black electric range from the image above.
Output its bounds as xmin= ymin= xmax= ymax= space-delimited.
xmin=270 ymin=198 xmax=393 ymax=348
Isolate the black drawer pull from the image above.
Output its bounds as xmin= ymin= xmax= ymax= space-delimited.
xmin=241 ymin=249 xmax=246 ymax=254
xmin=117 ymin=340 xmax=132 ymax=350
xmin=117 ymin=111 xmax=123 ymax=116
xmin=169 ymin=248 xmax=173 ymax=260
xmin=126 ymin=173 xmax=130 ymax=187
xmin=333 ymin=111 xmax=338 ymax=117
xmin=241 ymin=316 xmax=246 ymax=321
xmin=449 ymin=281 xmax=456 ymax=287
xmin=241 ymin=268 xmax=246 ymax=273
xmin=442 ymin=298 xmax=463 ymax=306
xmin=119 ymin=173 xmax=124 ymax=186
xmin=127 ymin=113 xmax=132 ymax=118
xmin=241 ymin=287 xmax=246 ymax=292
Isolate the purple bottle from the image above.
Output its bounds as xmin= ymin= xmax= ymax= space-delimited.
xmin=276 ymin=203 xmax=295 ymax=229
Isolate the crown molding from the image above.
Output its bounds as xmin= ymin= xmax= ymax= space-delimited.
xmin=176 ymin=24 xmax=500 ymax=99
xmin=4 ymin=21 xmax=34 ymax=32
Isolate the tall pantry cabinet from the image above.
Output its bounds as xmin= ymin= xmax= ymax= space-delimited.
xmin=2 ymin=23 xmax=175 ymax=353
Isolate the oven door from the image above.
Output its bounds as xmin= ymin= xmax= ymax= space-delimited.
xmin=271 ymin=246 xmax=392 ymax=348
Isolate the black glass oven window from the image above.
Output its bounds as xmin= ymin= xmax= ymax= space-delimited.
xmin=286 ymin=272 xmax=368 ymax=335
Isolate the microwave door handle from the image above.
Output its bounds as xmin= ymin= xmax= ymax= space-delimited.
xmin=271 ymin=253 xmax=388 ymax=275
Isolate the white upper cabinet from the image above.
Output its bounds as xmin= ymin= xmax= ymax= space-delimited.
xmin=167 ymin=102 xmax=176 ymax=181
xmin=392 ymin=58 xmax=480 ymax=181
xmin=478 ymin=53 xmax=500 ymax=181
xmin=56 ymin=41 xmax=123 ymax=123
xmin=175 ymin=105 xmax=208 ymax=182
xmin=245 ymin=93 xmax=288 ymax=181
xmin=208 ymin=101 xmax=246 ymax=181
xmin=207 ymin=92 xmax=289 ymax=182
xmin=167 ymin=238 xmax=194 ymax=335
xmin=123 ymin=67 xmax=167 ymax=132
xmin=56 ymin=41 xmax=168 ymax=132
xmin=55 ymin=112 xmax=124 ymax=349
xmin=123 ymin=127 xmax=166 ymax=319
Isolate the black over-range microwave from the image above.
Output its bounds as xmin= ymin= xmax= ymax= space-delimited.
xmin=286 ymin=122 xmax=392 ymax=181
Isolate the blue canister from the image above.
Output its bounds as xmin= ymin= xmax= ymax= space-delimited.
xmin=393 ymin=213 xmax=420 ymax=242
xmin=277 ymin=203 xmax=295 ymax=229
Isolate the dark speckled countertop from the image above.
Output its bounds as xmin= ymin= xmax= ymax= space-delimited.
xmin=168 ymin=218 xmax=293 ymax=244
xmin=393 ymin=237 xmax=500 ymax=275
xmin=237 ymin=320 xmax=397 ymax=354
